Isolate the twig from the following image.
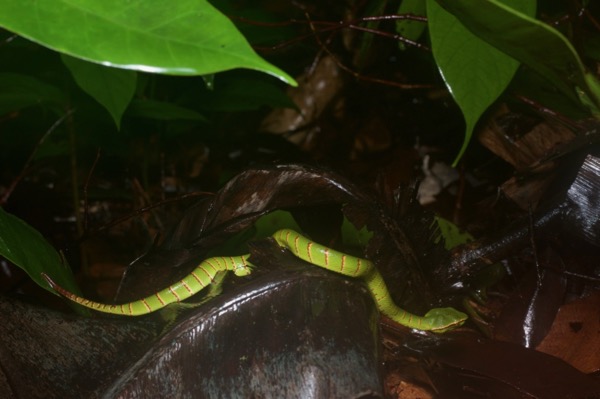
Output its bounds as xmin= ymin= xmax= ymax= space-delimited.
xmin=305 ymin=12 xmax=435 ymax=90
xmin=1 ymin=34 xmax=18 ymax=47
xmin=233 ymin=13 xmax=429 ymax=52
xmin=66 ymin=108 xmax=82 ymax=237
xmin=346 ymin=23 xmax=429 ymax=51
xmin=0 ymin=109 xmax=75 ymax=206
xmin=82 ymin=149 xmax=102 ymax=233
xmin=514 ymin=94 xmax=584 ymax=130
xmin=231 ymin=13 xmax=427 ymax=28
xmin=82 ymin=191 xmax=214 ymax=239
xmin=582 ymin=4 xmax=600 ymax=31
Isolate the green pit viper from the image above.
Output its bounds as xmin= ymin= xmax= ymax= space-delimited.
xmin=43 ymin=229 xmax=467 ymax=333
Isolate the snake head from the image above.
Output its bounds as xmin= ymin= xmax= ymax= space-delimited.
xmin=232 ymin=255 xmax=253 ymax=277
xmin=424 ymin=307 xmax=468 ymax=333
xmin=233 ymin=265 xmax=252 ymax=277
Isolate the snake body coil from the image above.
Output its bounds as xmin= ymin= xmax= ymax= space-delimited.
xmin=43 ymin=229 xmax=467 ymax=332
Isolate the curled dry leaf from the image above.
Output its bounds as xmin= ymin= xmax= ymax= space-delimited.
xmin=536 ymin=291 xmax=600 ymax=374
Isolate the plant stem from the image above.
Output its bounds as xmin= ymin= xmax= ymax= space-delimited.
xmin=66 ymin=109 xmax=83 ymax=238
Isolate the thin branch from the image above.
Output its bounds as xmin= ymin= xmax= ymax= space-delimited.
xmin=582 ymin=5 xmax=600 ymax=31
xmin=347 ymin=23 xmax=429 ymax=51
xmin=514 ymin=94 xmax=585 ymax=130
xmin=82 ymin=149 xmax=102 ymax=233
xmin=562 ymin=269 xmax=600 ymax=282
xmin=0 ymin=109 xmax=75 ymax=206
xmin=82 ymin=191 xmax=214 ymax=239
xmin=233 ymin=13 xmax=429 ymax=52
xmin=305 ymin=13 xmax=435 ymax=90
xmin=231 ymin=13 xmax=427 ymax=28
xmin=360 ymin=14 xmax=427 ymax=23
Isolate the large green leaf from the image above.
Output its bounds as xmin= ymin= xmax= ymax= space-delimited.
xmin=436 ymin=0 xmax=600 ymax=108
xmin=0 ymin=0 xmax=296 ymax=85
xmin=0 ymin=207 xmax=80 ymax=297
xmin=427 ymin=0 xmax=536 ymax=165
xmin=62 ymin=55 xmax=136 ymax=129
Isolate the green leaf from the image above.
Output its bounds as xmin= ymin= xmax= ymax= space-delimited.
xmin=436 ymin=0 xmax=600 ymax=108
xmin=0 ymin=207 xmax=81 ymax=296
xmin=252 ymin=210 xmax=302 ymax=239
xmin=62 ymin=55 xmax=136 ymax=129
xmin=0 ymin=73 xmax=66 ymax=116
xmin=395 ymin=0 xmax=427 ymax=50
xmin=128 ymin=99 xmax=207 ymax=122
xmin=433 ymin=216 xmax=473 ymax=250
xmin=427 ymin=0 xmax=536 ymax=165
xmin=204 ymin=210 xmax=302 ymax=258
xmin=0 ymin=0 xmax=296 ymax=85
xmin=513 ymin=70 xmax=591 ymax=121
xmin=341 ymin=217 xmax=373 ymax=248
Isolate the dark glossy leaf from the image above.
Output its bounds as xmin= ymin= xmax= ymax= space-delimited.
xmin=0 ymin=268 xmax=380 ymax=398
xmin=62 ymin=55 xmax=136 ymax=129
xmin=0 ymin=296 xmax=160 ymax=398
xmin=494 ymin=261 xmax=566 ymax=348
xmin=0 ymin=0 xmax=296 ymax=85
xmin=427 ymin=0 xmax=536 ymax=164
xmin=119 ymin=165 xmax=433 ymax=312
xmin=430 ymin=335 xmax=600 ymax=397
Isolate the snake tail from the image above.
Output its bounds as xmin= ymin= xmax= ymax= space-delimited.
xmin=42 ymin=254 xmax=251 ymax=316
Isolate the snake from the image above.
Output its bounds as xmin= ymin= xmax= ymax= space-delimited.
xmin=42 ymin=229 xmax=467 ymax=332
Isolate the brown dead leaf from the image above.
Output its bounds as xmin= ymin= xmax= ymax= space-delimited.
xmin=478 ymin=106 xmax=577 ymax=209
xmin=260 ymin=55 xmax=344 ymax=147
xmin=536 ymin=291 xmax=600 ymax=374
xmin=478 ymin=106 xmax=575 ymax=171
